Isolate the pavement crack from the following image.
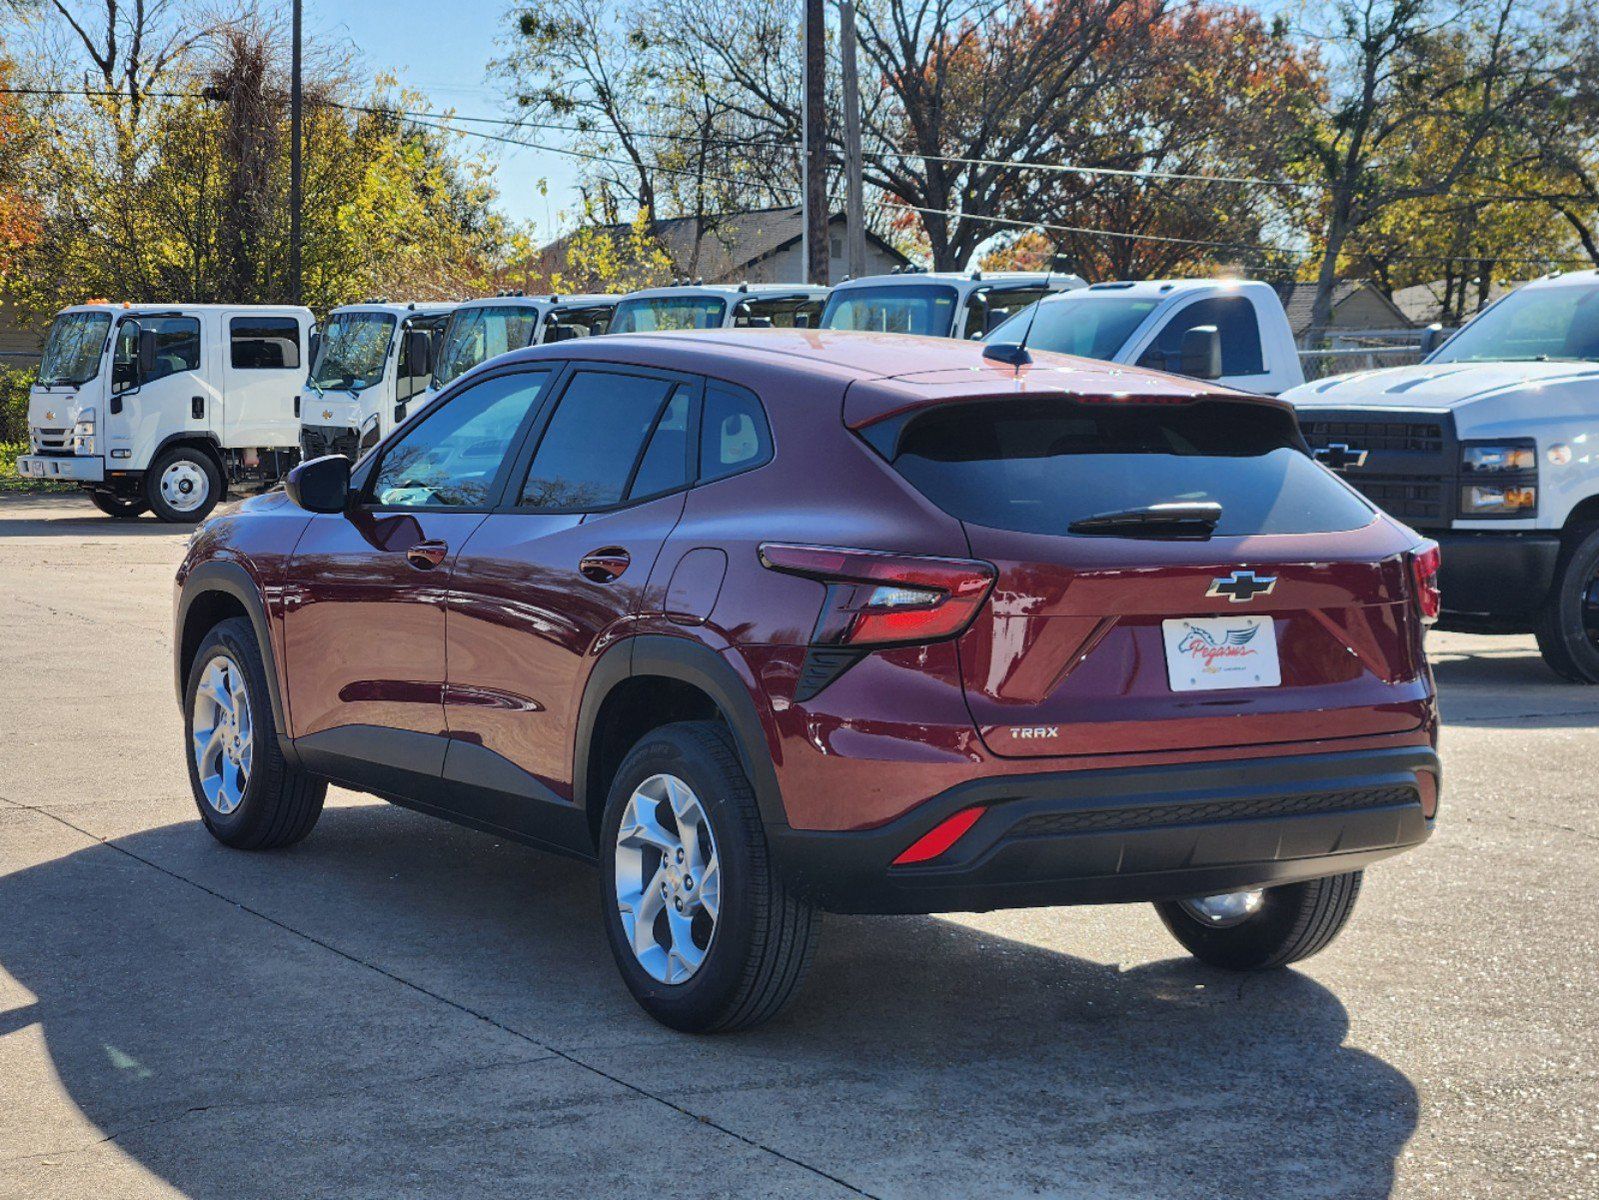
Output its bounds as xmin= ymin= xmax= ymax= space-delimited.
xmin=0 ymin=798 xmax=879 ymax=1198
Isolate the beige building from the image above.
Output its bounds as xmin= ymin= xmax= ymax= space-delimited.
xmin=535 ymin=207 xmax=909 ymax=289
xmin=1271 ymin=281 xmax=1414 ymax=343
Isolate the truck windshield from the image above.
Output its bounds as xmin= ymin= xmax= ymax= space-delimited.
xmin=37 ymin=311 xmax=111 ymax=386
xmin=1432 ymin=284 xmax=1599 ymax=363
xmin=433 ymin=305 xmax=542 ymax=386
xmin=985 ymin=294 xmax=1160 ymax=360
xmin=310 ymin=312 xmax=396 ymax=392
xmin=821 ymin=284 xmax=959 ymax=336
xmin=610 ymin=296 xmax=727 ymax=333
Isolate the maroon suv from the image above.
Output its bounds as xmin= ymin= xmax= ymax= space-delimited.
xmin=174 ymin=329 xmax=1441 ymax=1032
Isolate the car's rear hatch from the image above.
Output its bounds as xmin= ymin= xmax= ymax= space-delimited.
xmin=851 ymin=378 xmax=1433 ymax=759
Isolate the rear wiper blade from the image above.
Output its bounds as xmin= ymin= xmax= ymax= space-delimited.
xmin=1068 ymin=501 xmax=1222 ymax=538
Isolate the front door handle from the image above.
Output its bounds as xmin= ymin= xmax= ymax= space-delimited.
xmin=407 ymin=540 xmax=449 ymax=570
xmin=579 ymin=547 xmax=631 ymax=583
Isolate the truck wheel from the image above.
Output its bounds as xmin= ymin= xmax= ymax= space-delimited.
xmin=184 ymin=617 xmax=326 ymax=849
xmin=1154 ymin=871 xmax=1363 ymax=970
xmin=1534 ymin=525 xmax=1599 ymax=683
xmin=599 ymin=721 xmax=818 ymax=1033
xmin=147 ymin=447 xmax=223 ymax=523
xmin=88 ymin=491 xmax=148 ymax=519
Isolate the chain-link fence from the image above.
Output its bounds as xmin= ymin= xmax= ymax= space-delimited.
xmin=1297 ymin=329 xmax=1447 ymax=382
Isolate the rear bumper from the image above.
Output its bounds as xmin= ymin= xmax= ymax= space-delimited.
xmin=1435 ymin=531 xmax=1560 ymax=624
xmin=15 ymin=454 xmax=104 ymax=483
xmin=768 ymin=746 xmax=1438 ymax=914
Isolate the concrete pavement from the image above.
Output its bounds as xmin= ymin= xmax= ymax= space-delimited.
xmin=1 ymin=493 xmax=1595 ymax=1199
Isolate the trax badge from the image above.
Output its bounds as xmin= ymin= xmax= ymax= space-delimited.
xmin=1009 ymin=727 xmax=1060 ymax=740
xmin=1207 ymin=570 xmax=1277 ymax=603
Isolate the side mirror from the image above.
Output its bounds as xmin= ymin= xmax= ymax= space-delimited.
xmin=405 ymin=328 xmax=433 ymax=374
xmin=285 ymin=454 xmax=351 ymax=513
xmin=308 ymin=329 xmax=322 ymax=371
xmin=1419 ymin=323 xmax=1446 ymax=357
xmin=984 ymin=309 xmax=1010 ymax=334
xmin=137 ymin=329 xmax=159 ymax=377
xmin=543 ymin=323 xmax=577 ymax=343
xmin=1178 ymin=325 xmax=1223 ymax=380
xmin=359 ymin=412 xmax=382 ymax=452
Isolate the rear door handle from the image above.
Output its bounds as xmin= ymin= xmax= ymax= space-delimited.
xmin=407 ymin=540 xmax=449 ymax=570
xmin=579 ymin=548 xmax=631 ymax=583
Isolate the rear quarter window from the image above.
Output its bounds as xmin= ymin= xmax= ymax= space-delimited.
xmin=860 ymin=397 xmax=1374 ymax=537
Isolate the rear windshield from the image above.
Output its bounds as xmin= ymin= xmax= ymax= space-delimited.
xmin=860 ymin=397 xmax=1375 ymax=537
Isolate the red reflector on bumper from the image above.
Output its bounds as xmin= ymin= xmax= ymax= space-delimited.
xmin=892 ymin=806 xmax=986 ymax=865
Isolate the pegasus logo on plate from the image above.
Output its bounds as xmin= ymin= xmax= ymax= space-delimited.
xmin=1009 ymin=727 xmax=1060 ymax=740
xmin=1207 ymin=570 xmax=1278 ymax=603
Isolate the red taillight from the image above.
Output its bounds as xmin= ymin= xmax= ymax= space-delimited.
xmin=892 ymin=805 xmax=986 ymax=865
xmin=758 ymin=543 xmax=996 ymax=647
xmin=1410 ymin=541 xmax=1441 ymax=624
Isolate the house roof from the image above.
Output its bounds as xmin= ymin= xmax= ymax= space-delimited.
xmin=1271 ymin=281 xmax=1412 ymax=336
xmin=1391 ymin=279 xmax=1523 ymax=326
xmin=540 ymin=206 xmax=909 ymax=283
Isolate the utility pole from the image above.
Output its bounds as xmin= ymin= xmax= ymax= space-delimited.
xmin=838 ymin=0 xmax=866 ymax=280
xmin=802 ymin=0 xmax=828 ymax=286
xmin=289 ymin=0 xmax=303 ymax=305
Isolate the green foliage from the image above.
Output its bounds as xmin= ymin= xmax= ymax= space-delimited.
xmin=0 ymin=363 xmax=30 ymax=443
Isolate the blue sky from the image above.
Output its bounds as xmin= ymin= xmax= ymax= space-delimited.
xmin=315 ymin=0 xmax=578 ymax=236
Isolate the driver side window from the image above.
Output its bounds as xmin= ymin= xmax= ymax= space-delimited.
xmin=369 ymin=370 xmax=551 ymax=509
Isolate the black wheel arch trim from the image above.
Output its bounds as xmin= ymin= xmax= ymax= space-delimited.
xmin=176 ymin=558 xmax=299 ymax=766
xmin=573 ymin=635 xmax=789 ymax=845
xmin=152 ymin=432 xmax=227 ymax=481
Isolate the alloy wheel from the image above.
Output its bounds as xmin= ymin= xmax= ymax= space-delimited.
xmin=192 ymin=655 xmax=253 ymax=815
xmin=614 ymin=773 xmax=722 ymax=984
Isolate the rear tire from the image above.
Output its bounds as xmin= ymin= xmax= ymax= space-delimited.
xmin=88 ymin=491 xmax=148 ymax=519
xmin=1154 ymin=871 xmax=1363 ymax=970
xmin=599 ymin=721 xmax=818 ymax=1033
xmin=1534 ymin=524 xmax=1599 ymax=683
xmin=147 ymin=446 xmax=223 ymax=523
xmin=184 ymin=617 xmax=325 ymax=849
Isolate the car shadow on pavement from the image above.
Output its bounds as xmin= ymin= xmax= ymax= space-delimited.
xmin=0 ymin=804 xmax=1419 ymax=1199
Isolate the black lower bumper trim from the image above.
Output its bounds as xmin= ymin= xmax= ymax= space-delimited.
xmin=1434 ymin=532 xmax=1560 ymax=625
xmin=768 ymin=746 xmax=1438 ymax=914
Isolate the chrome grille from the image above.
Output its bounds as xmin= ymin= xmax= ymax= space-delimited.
xmin=30 ymin=426 xmax=71 ymax=453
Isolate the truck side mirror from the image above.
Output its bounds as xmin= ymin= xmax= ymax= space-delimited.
xmin=404 ymin=328 xmax=433 ymax=374
xmin=543 ymin=322 xmax=577 ymax=343
xmin=1419 ymin=323 xmax=1446 ymax=358
xmin=308 ymin=329 xmax=321 ymax=371
xmin=137 ymin=329 xmax=159 ymax=378
xmin=1179 ymin=325 xmax=1223 ymax=380
xmin=285 ymin=454 xmax=351 ymax=513
xmin=984 ymin=309 xmax=1010 ymax=335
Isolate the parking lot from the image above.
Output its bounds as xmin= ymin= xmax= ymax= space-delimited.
xmin=0 ymin=492 xmax=1595 ymax=1199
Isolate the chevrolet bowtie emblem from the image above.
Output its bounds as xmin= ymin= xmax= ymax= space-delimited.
xmin=322 ymin=409 xmax=333 ymax=420
xmin=45 ymin=410 xmax=56 ymax=421
xmin=1314 ymin=442 xmax=1369 ymax=471
xmin=1207 ymin=570 xmax=1278 ymax=603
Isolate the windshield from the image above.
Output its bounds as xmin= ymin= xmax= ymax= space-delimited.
xmin=434 ymin=305 xmax=542 ymax=386
xmin=986 ymin=294 xmax=1160 ymax=360
xmin=821 ymin=284 xmax=959 ymax=336
xmin=37 ymin=311 xmax=111 ymax=386
xmin=1432 ymin=284 xmax=1599 ymax=363
xmin=310 ymin=312 xmax=396 ymax=392
xmin=610 ymin=296 xmax=728 ymax=333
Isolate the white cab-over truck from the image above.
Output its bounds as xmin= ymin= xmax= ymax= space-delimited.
xmin=983 ymin=278 xmax=1306 ymax=395
xmin=423 ymin=293 xmax=619 ymax=401
xmin=608 ymin=283 xmax=831 ymax=332
xmin=18 ymin=303 xmax=312 ymax=522
xmin=299 ymin=301 xmax=454 ymax=461
xmin=821 ymin=269 xmax=1085 ymax=339
xmin=1286 ymin=270 xmax=1599 ymax=683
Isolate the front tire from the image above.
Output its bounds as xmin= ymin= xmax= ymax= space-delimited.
xmin=1154 ymin=871 xmax=1363 ymax=970
xmin=184 ymin=617 xmax=325 ymax=849
xmin=1534 ymin=524 xmax=1599 ymax=683
xmin=88 ymin=490 xmax=148 ymax=519
xmin=147 ymin=447 xmax=223 ymax=523
xmin=600 ymin=721 xmax=818 ymax=1033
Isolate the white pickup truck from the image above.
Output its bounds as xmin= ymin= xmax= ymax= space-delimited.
xmin=424 ymin=293 xmax=619 ymax=400
xmin=821 ymin=269 xmax=1085 ymax=339
xmin=608 ymin=283 xmax=831 ymax=332
xmin=982 ymin=278 xmax=1306 ymax=395
xmin=1286 ymin=270 xmax=1599 ymax=683
xmin=299 ymin=301 xmax=454 ymax=461
xmin=18 ymin=303 xmax=312 ymax=521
